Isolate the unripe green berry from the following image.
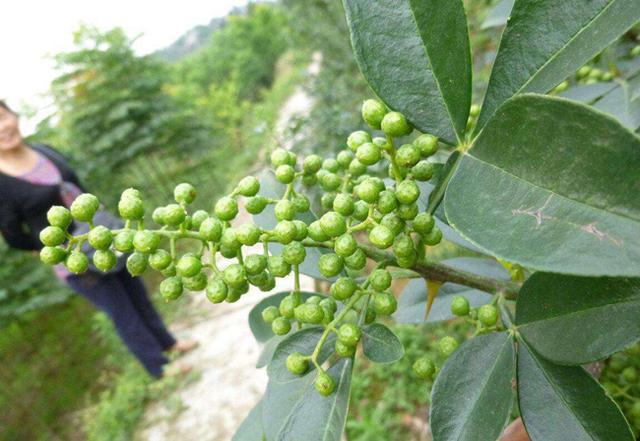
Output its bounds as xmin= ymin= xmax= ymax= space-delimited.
xmin=93 ymin=249 xmax=116 ymax=272
xmin=331 ymin=277 xmax=357 ymax=300
xmin=275 ymin=199 xmax=295 ymax=221
xmin=413 ymin=213 xmax=435 ymax=235
xmin=478 ymin=304 xmax=499 ymax=326
xmin=396 ymin=252 xmax=417 ymax=269
xmin=215 ymin=196 xmax=238 ymax=221
xmin=199 ymin=217 xmax=223 ymax=242
xmin=333 ymin=193 xmax=355 ymax=216
xmin=338 ymin=323 xmax=362 ymax=347
xmin=272 ymin=317 xmax=292 ymax=335
xmin=113 ymin=231 xmax=135 ymax=253
xmin=47 ymin=206 xmax=72 ymax=230
xmin=245 ymin=196 xmax=268 ymax=214
xmin=396 ymin=144 xmax=420 ymax=168
xmin=356 ymin=142 xmax=381 ymax=166
xmin=301 ymin=303 xmax=325 ymax=324
xmin=303 ymin=154 xmax=323 ymax=174
xmin=270 ymin=148 xmax=290 ymax=167
xmin=413 ymin=357 xmax=435 ymax=380
xmin=283 ymin=241 xmax=306 ymax=265
xmin=120 ymin=188 xmax=141 ymax=200
xmin=174 ymin=183 xmax=196 ymax=204
xmin=320 ymin=297 xmax=337 ymax=313
xmin=334 ymin=233 xmax=358 ymax=257
xmin=261 ymin=305 xmax=280 ymax=324
xmin=221 ymin=228 xmax=241 ymax=252
xmin=381 ymin=112 xmax=412 ymax=137
xmin=397 ymin=203 xmax=419 ymax=221
xmin=373 ymin=291 xmax=397 ymax=315
xmin=348 ymin=159 xmax=367 ymax=176
xmin=396 ymin=180 xmax=420 ymax=205
xmin=126 ymin=252 xmax=148 ymax=276
xmin=307 ymin=220 xmax=329 ymax=242
xmin=369 ymin=225 xmax=394 ymax=249
xmin=71 ymin=193 xmax=100 ymax=222
xmin=321 ymin=192 xmax=337 ymax=211
xmin=206 ymin=278 xmax=228 ymax=303
xmin=133 ymin=230 xmax=160 ymax=253
xmin=279 ymin=295 xmax=299 ymax=318
xmin=66 ymin=251 xmax=89 ymax=274
xmin=183 ymin=272 xmax=208 ymax=291
xmin=342 ymin=309 xmax=359 ymax=325
xmin=286 ymin=352 xmax=309 ymax=375
xmin=362 ymin=99 xmax=387 ymax=129
xmin=356 ymin=179 xmax=381 ymax=203
xmin=413 ymin=134 xmax=439 ymax=157
xmin=322 ymin=158 xmax=340 ymax=173
xmin=347 ymin=131 xmax=372 ymax=152
xmin=236 ymin=223 xmax=261 ymax=246
xmin=344 ymin=248 xmax=367 ymax=270
xmin=438 ymin=336 xmax=459 ymax=358
xmin=40 ymin=246 xmax=67 ymax=265
xmin=423 ymin=226 xmax=443 ymax=246
xmin=274 ymin=220 xmax=297 ymax=245
xmin=276 ymin=165 xmax=296 ymax=184
xmin=149 ymin=249 xmax=172 ymax=271
xmin=160 ymin=277 xmax=183 ymax=301
xmin=40 ymin=226 xmax=66 ymax=247
xmin=450 ymin=296 xmax=470 ymax=316
xmin=377 ymin=190 xmax=397 ymax=214
xmin=118 ymin=197 xmax=144 ymax=221
xmin=370 ymin=269 xmax=392 ymax=291
xmin=292 ymin=194 xmax=310 ymax=213
xmin=319 ymin=212 xmax=347 ymax=238
xmin=315 ymin=372 xmax=336 ymax=396
xmin=318 ymin=253 xmax=344 ymax=278
xmin=176 ymin=254 xmax=202 ymax=278
xmin=412 ymin=160 xmax=435 ymax=181
xmin=393 ymin=234 xmax=415 ymax=258
xmin=336 ymin=150 xmax=354 ymax=168
xmin=335 ymin=339 xmax=356 ymax=357
xmin=320 ymin=172 xmax=341 ymax=191
xmin=236 ymin=176 xmax=260 ymax=197
xmin=268 ymin=255 xmax=291 ymax=278
xmin=244 ymin=254 xmax=268 ymax=275
xmin=352 ymin=200 xmax=369 ymax=222
xmin=223 ymin=263 xmax=246 ymax=288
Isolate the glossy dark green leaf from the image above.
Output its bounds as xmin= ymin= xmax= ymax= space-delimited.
xmin=263 ymin=359 xmax=353 ymax=441
xmin=232 ymin=398 xmax=265 ymax=441
xmin=253 ymin=170 xmax=331 ymax=281
xmin=558 ymin=82 xmax=618 ymax=104
xmin=342 ymin=0 xmax=471 ymax=143
xmin=477 ymin=0 xmax=640 ymax=129
xmin=394 ymin=258 xmax=509 ymax=323
xmin=516 ymin=273 xmax=640 ymax=365
xmin=446 ymin=95 xmax=640 ymax=276
xmin=430 ymin=332 xmax=515 ymax=441
xmin=257 ymin=336 xmax=286 ymax=369
xmin=267 ymin=327 xmax=336 ymax=382
xmin=249 ymin=291 xmax=317 ymax=343
xmin=481 ymin=0 xmax=514 ymax=29
xmin=361 ymin=323 xmax=404 ymax=363
xmin=593 ymin=80 xmax=640 ymax=130
xmin=517 ymin=340 xmax=633 ymax=441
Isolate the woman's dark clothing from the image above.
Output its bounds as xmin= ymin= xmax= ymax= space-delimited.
xmin=0 ymin=144 xmax=175 ymax=377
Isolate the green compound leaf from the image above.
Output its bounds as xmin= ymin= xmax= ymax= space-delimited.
xmin=446 ymin=95 xmax=640 ymax=277
xmin=263 ymin=359 xmax=353 ymax=441
xmin=267 ymin=327 xmax=336 ymax=382
xmin=477 ymin=0 xmax=640 ymax=130
xmin=517 ymin=339 xmax=634 ymax=441
xmin=342 ymin=0 xmax=472 ymax=144
xmin=232 ymin=397 xmax=265 ymax=441
xmin=361 ymin=323 xmax=404 ymax=363
xmin=249 ymin=291 xmax=317 ymax=343
xmin=430 ymin=332 xmax=515 ymax=441
xmin=394 ymin=258 xmax=509 ymax=323
xmin=516 ymin=273 xmax=640 ymax=365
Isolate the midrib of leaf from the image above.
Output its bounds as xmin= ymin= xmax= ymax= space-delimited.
xmin=464 ymin=153 xmax=640 ymax=225
xmin=518 ymin=296 xmax=640 ymax=328
xmin=426 ymin=152 xmax=462 ymax=215
xmin=450 ymin=336 xmax=512 ymax=441
xmin=520 ymin=340 xmax=600 ymax=440
xmin=511 ymin=1 xmax=618 ymax=98
xmin=406 ymin=1 xmax=461 ymax=144
xmin=321 ymin=360 xmax=353 ymax=441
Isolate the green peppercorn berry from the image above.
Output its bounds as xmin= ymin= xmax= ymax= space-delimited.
xmin=286 ymin=352 xmax=309 ymax=375
xmin=380 ymin=214 xmax=404 ymax=236
xmin=370 ymin=269 xmax=392 ymax=291
xmin=393 ymin=234 xmax=415 ymax=258
xmin=206 ymin=278 xmax=228 ymax=303
xmin=71 ymin=193 xmax=100 ymax=222
xmin=335 ymin=339 xmax=355 ymax=358
xmin=188 ymin=210 xmax=207 ymax=230
xmin=331 ymin=277 xmax=357 ymax=300
xmin=92 ymin=249 xmax=116 ymax=272
xmin=319 ymin=212 xmax=347 ymax=238
xmin=163 ymin=203 xmax=186 ymax=226
xmin=267 ymin=256 xmax=290 ymax=279
xmin=118 ymin=196 xmax=144 ymax=222
xmin=289 ymin=220 xmax=306 ymax=241
xmin=342 ymin=309 xmax=359 ymax=325
xmin=65 ymin=251 xmax=89 ymax=274
xmin=631 ymin=401 xmax=640 ymax=418
xmin=318 ymin=253 xmax=344 ymax=278
xmin=225 ymin=287 xmax=242 ymax=303
xmin=315 ymin=372 xmax=336 ymax=396
xmin=199 ymin=217 xmax=223 ymax=242
xmin=183 ymin=272 xmax=208 ymax=291
xmin=369 ymin=225 xmax=394 ymax=249
xmin=423 ymin=226 xmax=443 ymax=246
xmin=161 ymin=263 xmax=177 ymax=277
xmin=270 ymin=148 xmax=290 ymax=167
xmin=274 ymin=220 xmax=297 ymax=245
xmin=221 ymin=228 xmax=241 ymax=252
xmin=133 ymin=230 xmax=160 ymax=253
xmin=112 ymin=231 xmax=133 ymax=253
xmin=478 ymin=304 xmax=498 ymax=326
xmin=347 ymin=131 xmax=372 ymax=152
xmin=362 ymin=99 xmax=387 ymax=129
xmin=302 ymin=154 xmax=322 ymax=174
xmin=413 ymin=213 xmax=435 ymax=235
xmin=274 ymin=199 xmax=295 ymax=221
xmin=279 ymin=295 xmax=298 ymax=318
xmin=373 ymin=291 xmax=397 ymax=315
xmin=121 ymin=188 xmax=141 ymax=200
xmin=396 ymin=252 xmax=417 ymax=269
xmin=272 ymin=317 xmax=292 ymax=336
xmin=303 ymin=304 xmax=325 ymax=324
xmin=350 ymin=201 xmax=368 ymax=222
xmin=438 ymin=336 xmax=459 ymax=358
xmin=40 ymin=246 xmax=67 ymax=265
xmin=259 ymin=305 xmax=280 ymax=324
xmin=332 ymin=193 xmax=354 ymax=216
xmin=321 ymin=173 xmax=341 ymax=192
xmin=223 ymin=264 xmax=246 ymax=288
xmin=236 ymin=223 xmax=261 ymax=246
xmin=336 ymin=150 xmax=354 ymax=168
xmin=450 ymin=295 xmax=470 ymax=316
xmin=126 ymin=252 xmax=148 ymax=276
xmin=334 ymin=233 xmax=358 ymax=257
xmin=320 ymin=297 xmax=337 ymax=313
xmin=292 ymin=194 xmax=310 ymax=213
xmin=381 ymin=112 xmax=412 ymax=137
xmin=276 ymin=165 xmax=295 ymax=184
xmin=396 ymin=181 xmax=420 ymax=205
xmin=365 ymin=308 xmax=376 ymax=324
xmin=147 ymin=249 xmax=171 ymax=271
xmin=160 ymin=277 xmax=183 ymax=301
xmin=623 ymin=366 xmax=638 ymax=383
xmin=39 ymin=226 xmax=66 ymax=247
xmin=469 ymin=104 xmax=481 ymax=118
xmin=411 ymin=160 xmax=435 ymax=182
xmin=356 ymin=142 xmax=381 ymax=166
xmin=320 ymin=192 xmax=337 ymax=211
xmin=236 ymin=176 xmax=260 ymax=197
xmin=354 ymin=180 xmax=377 ymax=204
xmin=397 ymin=203 xmax=419 ymax=221
xmin=344 ymin=248 xmax=367 ymax=270
xmin=413 ymin=357 xmax=435 ymax=380
xmin=348 ymin=159 xmax=367 ymax=176
xmin=176 ymin=254 xmax=202 ymax=278
xmin=47 ymin=206 xmax=72 ymax=230
xmin=322 ymin=158 xmax=340 ymax=173
xmin=243 ymin=254 xmax=267 ymax=276
xmin=632 ymin=45 xmax=640 ymax=57
xmin=375 ymin=191 xmax=396 ymax=214
xmin=215 ymin=196 xmax=238 ymax=221
xmin=283 ymin=241 xmax=306 ymax=265
xmin=174 ymin=183 xmax=196 ymax=205
xmin=396 ymin=144 xmax=420 ymax=168
xmin=338 ymin=323 xmax=362 ymax=347
xmin=413 ymin=134 xmax=439 ymax=157
xmin=245 ymin=196 xmax=268 ymax=214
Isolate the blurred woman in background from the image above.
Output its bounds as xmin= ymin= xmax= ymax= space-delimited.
xmin=0 ymin=100 xmax=196 ymax=378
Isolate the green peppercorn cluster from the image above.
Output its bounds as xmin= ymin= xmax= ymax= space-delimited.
xmin=40 ymin=100 xmax=448 ymax=397
xmin=601 ymin=342 xmax=640 ymax=436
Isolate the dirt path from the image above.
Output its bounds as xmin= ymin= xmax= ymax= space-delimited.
xmin=134 ymin=54 xmax=321 ymax=441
